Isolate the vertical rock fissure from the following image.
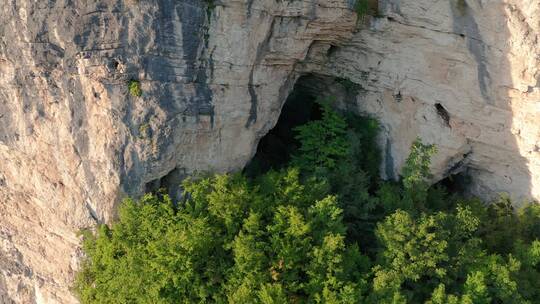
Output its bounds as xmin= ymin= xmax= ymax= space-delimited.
xmin=179 ymin=0 xmax=214 ymax=123
xmin=246 ymin=18 xmax=277 ymax=128
xmin=451 ymin=0 xmax=493 ymax=104
xmin=384 ymin=138 xmax=396 ymax=180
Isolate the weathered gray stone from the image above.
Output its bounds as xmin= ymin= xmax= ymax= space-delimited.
xmin=1 ymin=0 xmax=539 ymax=302
xmin=301 ymin=0 xmax=540 ymax=203
xmin=0 ymin=0 xmax=356 ymax=302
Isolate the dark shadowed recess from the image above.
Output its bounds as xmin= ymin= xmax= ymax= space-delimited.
xmin=144 ymin=167 xmax=186 ymax=202
xmin=244 ymin=76 xmax=324 ymax=176
xmin=435 ymin=171 xmax=471 ymax=196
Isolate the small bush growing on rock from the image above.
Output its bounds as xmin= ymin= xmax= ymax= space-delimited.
xmin=354 ymin=0 xmax=380 ymax=19
xmin=138 ymin=123 xmax=150 ymax=138
xmin=128 ymin=79 xmax=142 ymax=97
xmin=355 ymin=0 xmax=370 ymax=17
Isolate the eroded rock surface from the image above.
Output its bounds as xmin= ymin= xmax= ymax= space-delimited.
xmin=302 ymin=0 xmax=540 ymax=202
xmin=0 ymin=0 xmax=355 ymax=302
xmin=1 ymin=0 xmax=539 ymax=302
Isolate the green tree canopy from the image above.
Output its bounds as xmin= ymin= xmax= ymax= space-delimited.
xmin=75 ymin=170 xmax=369 ymax=303
xmin=76 ymin=100 xmax=540 ymax=303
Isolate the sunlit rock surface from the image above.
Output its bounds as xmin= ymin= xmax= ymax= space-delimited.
xmin=302 ymin=0 xmax=540 ymax=203
xmin=1 ymin=0 xmax=539 ymax=302
xmin=0 ymin=1 xmax=355 ymax=302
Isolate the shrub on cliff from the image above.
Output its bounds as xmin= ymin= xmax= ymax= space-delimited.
xmin=354 ymin=0 xmax=379 ymax=19
xmin=128 ymin=79 xmax=142 ymax=97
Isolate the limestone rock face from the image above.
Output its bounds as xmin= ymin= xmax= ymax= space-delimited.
xmin=0 ymin=1 xmax=355 ymax=302
xmin=302 ymin=0 xmax=540 ymax=202
xmin=1 ymin=0 xmax=539 ymax=303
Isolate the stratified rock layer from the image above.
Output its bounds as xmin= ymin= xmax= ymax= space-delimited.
xmin=0 ymin=0 xmax=355 ymax=302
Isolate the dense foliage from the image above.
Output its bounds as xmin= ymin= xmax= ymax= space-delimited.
xmin=76 ymin=99 xmax=540 ymax=303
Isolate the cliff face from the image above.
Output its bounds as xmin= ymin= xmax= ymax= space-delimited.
xmin=0 ymin=0 xmax=538 ymax=303
xmin=303 ymin=0 xmax=540 ymax=202
xmin=0 ymin=0 xmax=356 ymax=302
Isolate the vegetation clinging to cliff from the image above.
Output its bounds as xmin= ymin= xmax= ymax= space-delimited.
xmin=128 ymin=79 xmax=142 ymax=97
xmin=354 ymin=0 xmax=370 ymax=17
xmin=75 ymin=101 xmax=540 ymax=303
xmin=354 ymin=0 xmax=379 ymax=19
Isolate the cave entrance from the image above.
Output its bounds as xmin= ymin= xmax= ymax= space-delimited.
xmin=144 ymin=167 xmax=186 ymax=202
xmin=244 ymin=75 xmax=324 ymax=176
xmin=435 ymin=171 xmax=471 ymax=196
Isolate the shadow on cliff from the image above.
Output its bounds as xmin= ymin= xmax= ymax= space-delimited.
xmin=244 ymin=76 xmax=323 ymax=176
xmin=244 ymin=73 xmax=362 ymax=176
xmin=447 ymin=0 xmax=533 ymax=202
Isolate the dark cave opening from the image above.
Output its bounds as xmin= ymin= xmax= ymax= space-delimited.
xmin=435 ymin=103 xmax=451 ymax=127
xmin=144 ymin=167 xmax=186 ymax=202
xmin=244 ymin=76 xmax=323 ymax=176
xmin=435 ymin=171 xmax=471 ymax=195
